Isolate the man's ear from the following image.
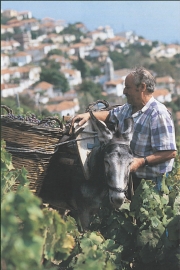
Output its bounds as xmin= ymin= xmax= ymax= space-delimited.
xmin=140 ymin=82 xmax=146 ymax=92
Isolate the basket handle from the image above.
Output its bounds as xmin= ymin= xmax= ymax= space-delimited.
xmin=85 ymin=100 xmax=110 ymax=112
xmin=1 ymin=105 xmax=13 ymax=115
xmin=38 ymin=117 xmax=63 ymax=129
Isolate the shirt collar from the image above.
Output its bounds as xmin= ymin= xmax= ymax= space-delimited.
xmin=129 ymin=96 xmax=155 ymax=118
xmin=141 ymin=96 xmax=155 ymax=113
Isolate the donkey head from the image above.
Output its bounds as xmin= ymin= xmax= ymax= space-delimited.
xmin=89 ymin=111 xmax=134 ymax=209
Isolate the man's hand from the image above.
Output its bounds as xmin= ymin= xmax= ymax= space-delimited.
xmin=130 ymin=158 xmax=145 ymax=172
xmin=71 ymin=112 xmax=90 ymax=127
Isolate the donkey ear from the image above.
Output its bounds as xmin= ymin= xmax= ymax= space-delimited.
xmin=121 ymin=117 xmax=134 ymax=142
xmin=89 ymin=110 xmax=113 ymax=143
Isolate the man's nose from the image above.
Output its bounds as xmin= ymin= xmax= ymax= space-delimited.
xmin=123 ymin=88 xmax=126 ymax=94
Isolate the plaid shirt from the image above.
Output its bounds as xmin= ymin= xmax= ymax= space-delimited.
xmin=109 ymin=97 xmax=177 ymax=179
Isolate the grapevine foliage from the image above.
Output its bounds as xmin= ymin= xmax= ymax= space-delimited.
xmin=1 ymin=138 xmax=180 ymax=270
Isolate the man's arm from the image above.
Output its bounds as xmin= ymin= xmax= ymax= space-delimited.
xmin=71 ymin=111 xmax=110 ymax=126
xmin=130 ymin=150 xmax=177 ymax=172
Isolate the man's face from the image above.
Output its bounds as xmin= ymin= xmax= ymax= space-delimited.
xmin=123 ymin=74 xmax=141 ymax=106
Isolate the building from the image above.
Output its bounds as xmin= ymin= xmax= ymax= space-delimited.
xmin=89 ymin=46 xmax=109 ymax=62
xmin=10 ymin=51 xmax=32 ymax=66
xmin=153 ymin=88 xmax=172 ymax=103
xmin=1 ymin=83 xmax=22 ymax=98
xmin=104 ymin=79 xmax=124 ymax=96
xmin=61 ymin=69 xmax=82 ymax=87
xmin=104 ymin=57 xmax=114 ymax=82
xmin=1 ymin=54 xmax=10 ymax=69
xmin=155 ymin=76 xmax=175 ymax=93
xmin=34 ymin=81 xmax=55 ymax=104
xmin=2 ymin=9 xmax=18 ymax=18
xmin=1 ymin=40 xmax=21 ymax=54
xmin=45 ymin=100 xmax=80 ymax=117
xmin=25 ymin=43 xmax=57 ymax=62
xmin=13 ymin=31 xmax=32 ymax=49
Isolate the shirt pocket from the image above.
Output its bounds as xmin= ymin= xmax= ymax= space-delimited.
xmin=132 ymin=130 xmax=152 ymax=156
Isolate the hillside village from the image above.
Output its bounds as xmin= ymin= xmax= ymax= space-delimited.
xmin=1 ymin=8 xmax=180 ymax=130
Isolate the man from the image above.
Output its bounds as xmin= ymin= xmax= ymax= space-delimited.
xmin=72 ymin=67 xmax=177 ymax=190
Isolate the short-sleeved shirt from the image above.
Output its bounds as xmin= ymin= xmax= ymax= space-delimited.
xmin=109 ymin=97 xmax=177 ymax=179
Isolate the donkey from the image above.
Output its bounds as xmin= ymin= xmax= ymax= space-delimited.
xmin=87 ymin=110 xmax=134 ymax=209
xmin=39 ymin=111 xmax=134 ymax=230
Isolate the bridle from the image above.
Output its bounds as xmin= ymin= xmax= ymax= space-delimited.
xmin=102 ymin=141 xmax=132 ymax=194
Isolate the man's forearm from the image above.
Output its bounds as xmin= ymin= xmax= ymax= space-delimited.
xmin=130 ymin=150 xmax=177 ymax=172
xmin=91 ymin=111 xmax=110 ymax=122
xmin=144 ymin=150 xmax=177 ymax=166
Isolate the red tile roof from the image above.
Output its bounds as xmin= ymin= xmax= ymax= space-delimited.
xmin=105 ymin=79 xmax=124 ymax=86
xmin=34 ymin=81 xmax=53 ymax=90
xmin=94 ymin=46 xmax=109 ymax=52
xmin=153 ymin=89 xmax=170 ymax=97
xmin=45 ymin=101 xmax=76 ymax=112
xmin=156 ymin=76 xmax=175 ymax=83
xmin=1 ymin=83 xmax=19 ymax=90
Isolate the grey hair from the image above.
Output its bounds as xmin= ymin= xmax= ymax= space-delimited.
xmin=130 ymin=67 xmax=155 ymax=93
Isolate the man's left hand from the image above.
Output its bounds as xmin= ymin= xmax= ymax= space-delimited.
xmin=130 ymin=158 xmax=144 ymax=172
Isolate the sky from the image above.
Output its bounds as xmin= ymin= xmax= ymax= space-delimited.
xmin=1 ymin=1 xmax=180 ymax=44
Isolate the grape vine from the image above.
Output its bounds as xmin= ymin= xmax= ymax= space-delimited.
xmin=1 ymin=138 xmax=180 ymax=270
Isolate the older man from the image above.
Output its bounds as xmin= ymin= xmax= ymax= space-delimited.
xmin=72 ymin=67 xmax=177 ymax=190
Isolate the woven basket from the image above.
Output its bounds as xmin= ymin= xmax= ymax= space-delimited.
xmin=1 ymin=105 xmax=65 ymax=195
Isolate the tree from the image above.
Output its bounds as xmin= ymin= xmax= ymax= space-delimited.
xmin=149 ymin=59 xmax=178 ymax=79
xmin=72 ymin=55 xmax=90 ymax=79
xmin=40 ymin=67 xmax=69 ymax=93
xmin=61 ymin=23 xmax=85 ymax=40
xmin=90 ymin=66 xmax=101 ymax=77
xmin=47 ymin=49 xmax=64 ymax=57
xmin=78 ymin=80 xmax=103 ymax=100
xmin=109 ymin=51 xmax=128 ymax=70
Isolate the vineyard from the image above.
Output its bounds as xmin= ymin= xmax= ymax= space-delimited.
xmin=1 ymin=136 xmax=180 ymax=270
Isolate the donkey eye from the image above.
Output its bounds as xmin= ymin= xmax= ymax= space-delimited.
xmin=104 ymin=160 xmax=110 ymax=169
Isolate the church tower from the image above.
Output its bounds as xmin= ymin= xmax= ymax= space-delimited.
xmin=104 ymin=56 xmax=114 ymax=81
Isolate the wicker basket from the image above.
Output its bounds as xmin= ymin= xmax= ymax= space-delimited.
xmin=1 ymin=105 xmax=65 ymax=195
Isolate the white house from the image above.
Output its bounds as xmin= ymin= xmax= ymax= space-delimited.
xmin=2 ymin=9 xmax=18 ymax=18
xmin=135 ymin=38 xmax=152 ymax=46
xmin=34 ymin=81 xmax=55 ymax=104
xmin=1 ymin=40 xmax=21 ymax=54
xmin=61 ymin=69 xmax=82 ymax=87
xmin=103 ymin=25 xmax=114 ymax=39
xmin=1 ymin=54 xmax=10 ymax=69
xmin=81 ymin=38 xmax=95 ymax=52
xmin=117 ymin=31 xmax=138 ymax=44
xmin=34 ymin=81 xmax=54 ymax=97
xmin=153 ymin=89 xmax=172 ymax=103
xmin=1 ymin=66 xmax=41 ymax=88
xmin=89 ymin=46 xmax=109 ymax=61
xmin=25 ymin=43 xmax=57 ymax=62
xmin=17 ymin=10 xmax=32 ymax=20
xmin=1 ymin=24 xmax=14 ymax=34
xmin=166 ymin=44 xmax=180 ymax=57
xmin=10 ymin=51 xmax=32 ymax=66
xmin=44 ymin=33 xmax=64 ymax=44
xmin=150 ymin=44 xmax=180 ymax=59
xmin=104 ymin=79 xmax=124 ymax=96
xmin=105 ymin=36 xmax=128 ymax=50
xmin=45 ymin=100 xmax=80 ymax=117
xmin=87 ymin=30 xmax=107 ymax=41
xmin=1 ymin=83 xmax=22 ymax=98
xmin=70 ymin=43 xmax=87 ymax=58
xmin=155 ymin=76 xmax=175 ymax=92
xmin=62 ymin=34 xmax=76 ymax=43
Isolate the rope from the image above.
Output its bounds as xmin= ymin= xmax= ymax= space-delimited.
xmin=5 ymin=135 xmax=98 ymax=155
